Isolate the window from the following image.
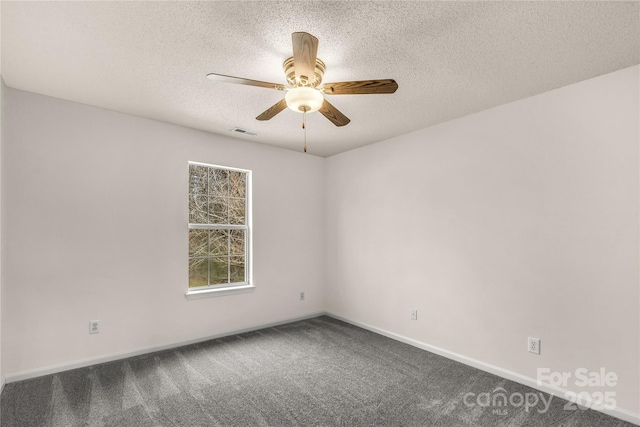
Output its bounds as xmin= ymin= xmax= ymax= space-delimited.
xmin=188 ymin=162 xmax=251 ymax=295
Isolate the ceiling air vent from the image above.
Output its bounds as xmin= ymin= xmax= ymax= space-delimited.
xmin=231 ymin=127 xmax=257 ymax=136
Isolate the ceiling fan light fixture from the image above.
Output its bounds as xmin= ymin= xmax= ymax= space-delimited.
xmin=207 ymin=32 xmax=396 ymax=129
xmin=285 ymin=87 xmax=324 ymax=113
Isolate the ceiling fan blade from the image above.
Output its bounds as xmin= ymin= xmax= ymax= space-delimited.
xmin=292 ymin=32 xmax=319 ymax=85
xmin=322 ymin=79 xmax=398 ymax=95
xmin=206 ymin=73 xmax=286 ymax=91
xmin=318 ymin=99 xmax=350 ymax=127
xmin=256 ymin=99 xmax=288 ymax=121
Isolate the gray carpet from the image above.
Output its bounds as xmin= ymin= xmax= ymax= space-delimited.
xmin=0 ymin=316 xmax=634 ymax=426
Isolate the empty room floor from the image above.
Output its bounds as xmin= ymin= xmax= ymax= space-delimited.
xmin=0 ymin=316 xmax=633 ymax=426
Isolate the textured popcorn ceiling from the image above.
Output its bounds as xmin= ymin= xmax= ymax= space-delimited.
xmin=2 ymin=1 xmax=638 ymax=157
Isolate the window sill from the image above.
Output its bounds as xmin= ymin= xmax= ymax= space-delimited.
xmin=185 ymin=284 xmax=255 ymax=300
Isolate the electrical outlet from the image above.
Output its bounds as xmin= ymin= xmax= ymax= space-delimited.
xmin=528 ymin=337 xmax=540 ymax=355
xmin=299 ymin=291 xmax=305 ymax=301
xmin=89 ymin=320 xmax=100 ymax=334
xmin=410 ymin=309 xmax=418 ymax=320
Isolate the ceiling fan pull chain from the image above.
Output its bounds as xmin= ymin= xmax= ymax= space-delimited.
xmin=303 ymin=110 xmax=307 ymax=153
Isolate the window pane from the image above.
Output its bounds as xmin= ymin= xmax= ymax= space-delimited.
xmin=229 ymin=198 xmax=245 ymax=225
xmin=209 ymin=257 xmax=229 ymax=284
xmin=188 ymin=229 xmax=208 ymax=258
xmin=210 ymin=229 xmax=228 ymax=256
xmin=188 ymin=163 xmax=250 ymax=290
xmin=189 ymin=165 xmax=208 ymax=196
xmin=188 ymin=258 xmax=208 ymax=288
xmin=209 ymin=197 xmax=228 ymax=224
xmin=229 ymin=171 xmax=246 ymax=198
xmin=209 ymin=169 xmax=228 ymax=197
xmin=230 ymin=257 xmax=245 ymax=283
xmin=230 ymin=229 xmax=245 ymax=255
xmin=188 ymin=194 xmax=208 ymax=224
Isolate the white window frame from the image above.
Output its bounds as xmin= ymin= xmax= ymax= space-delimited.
xmin=186 ymin=161 xmax=254 ymax=299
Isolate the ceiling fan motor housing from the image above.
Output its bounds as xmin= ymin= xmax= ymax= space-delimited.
xmin=283 ymin=57 xmax=326 ymax=88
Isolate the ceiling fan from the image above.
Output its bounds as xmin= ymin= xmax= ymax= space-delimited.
xmin=206 ymin=32 xmax=398 ymax=127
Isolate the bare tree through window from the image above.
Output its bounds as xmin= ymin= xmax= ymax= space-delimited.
xmin=188 ymin=163 xmax=250 ymax=288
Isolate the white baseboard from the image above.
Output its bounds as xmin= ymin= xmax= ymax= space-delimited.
xmin=326 ymin=312 xmax=640 ymax=426
xmin=4 ymin=311 xmax=326 ymax=384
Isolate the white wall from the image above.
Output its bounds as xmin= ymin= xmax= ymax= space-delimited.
xmin=2 ymin=87 xmax=325 ymax=375
xmin=0 ymin=78 xmax=4 ymax=391
xmin=1 ymin=3 xmax=4 ymax=391
xmin=325 ymin=65 xmax=639 ymax=415
xmin=0 ymin=89 xmax=3 ymax=393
